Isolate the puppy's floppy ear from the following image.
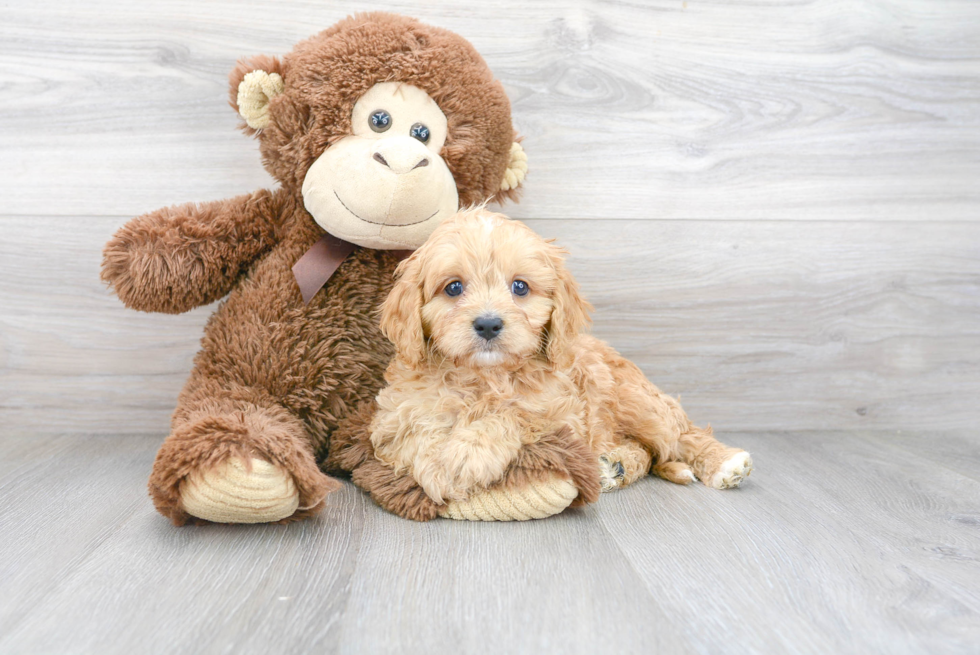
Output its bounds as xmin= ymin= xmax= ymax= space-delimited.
xmin=380 ymin=253 xmax=426 ymax=365
xmin=545 ymin=246 xmax=592 ymax=368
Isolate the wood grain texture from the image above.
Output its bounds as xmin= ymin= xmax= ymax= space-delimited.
xmin=2 ymin=216 xmax=977 ymax=435
xmin=0 ymin=431 xmax=977 ymax=654
xmin=1 ymin=0 xmax=979 ymax=219
xmin=597 ymin=430 xmax=980 ymax=654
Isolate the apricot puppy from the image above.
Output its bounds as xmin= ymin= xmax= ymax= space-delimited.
xmin=371 ymin=208 xmax=752 ymax=507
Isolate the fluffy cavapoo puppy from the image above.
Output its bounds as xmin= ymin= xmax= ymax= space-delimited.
xmin=369 ymin=208 xmax=753 ymax=509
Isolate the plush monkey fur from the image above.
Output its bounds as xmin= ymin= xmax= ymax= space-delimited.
xmin=101 ymin=13 xmax=570 ymax=525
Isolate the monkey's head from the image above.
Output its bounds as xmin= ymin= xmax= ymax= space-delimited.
xmin=229 ymin=12 xmax=527 ymax=250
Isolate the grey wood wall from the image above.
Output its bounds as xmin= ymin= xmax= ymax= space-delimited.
xmin=2 ymin=0 xmax=978 ymax=437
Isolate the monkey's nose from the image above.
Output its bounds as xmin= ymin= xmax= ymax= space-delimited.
xmin=372 ymin=137 xmax=431 ymax=174
xmin=374 ymin=152 xmax=429 ymax=171
xmin=473 ymin=316 xmax=504 ymax=341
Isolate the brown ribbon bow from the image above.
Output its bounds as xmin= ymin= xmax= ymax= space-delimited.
xmin=291 ymin=233 xmax=413 ymax=305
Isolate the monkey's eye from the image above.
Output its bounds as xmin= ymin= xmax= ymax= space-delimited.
xmin=409 ymin=122 xmax=430 ymax=143
xmin=511 ymin=280 xmax=530 ymax=297
xmin=445 ymin=280 xmax=464 ymax=297
xmin=369 ymin=110 xmax=392 ymax=133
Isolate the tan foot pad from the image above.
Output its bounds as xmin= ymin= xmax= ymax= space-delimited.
xmin=438 ymin=474 xmax=578 ymax=521
xmin=180 ymin=457 xmax=299 ymax=524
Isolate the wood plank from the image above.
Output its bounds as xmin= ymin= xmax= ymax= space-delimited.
xmin=0 ymin=434 xmax=367 ymax=653
xmin=1 ymin=0 xmax=978 ymax=219
xmin=2 ymin=216 xmax=977 ymax=436
xmin=0 ymin=434 xmax=683 ymax=654
xmin=0 ymin=435 xmax=158 ymax=635
xmin=1 ymin=431 xmax=978 ymax=653
xmin=599 ymin=430 xmax=980 ymax=654
xmin=864 ymin=430 xmax=980 ymax=484
xmin=332 ymin=505 xmax=684 ymax=654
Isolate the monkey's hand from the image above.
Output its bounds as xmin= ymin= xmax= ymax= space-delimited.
xmin=101 ymin=189 xmax=284 ymax=314
xmin=327 ymin=401 xmax=443 ymax=522
xmin=439 ymin=426 xmax=601 ymax=521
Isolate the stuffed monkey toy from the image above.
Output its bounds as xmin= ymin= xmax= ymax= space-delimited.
xmin=102 ymin=13 xmax=595 ymax=524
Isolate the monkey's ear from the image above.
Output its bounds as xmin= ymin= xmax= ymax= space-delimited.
xmin=499 ymin=141 xmax=528 ymax=192
xmin=228 ymin=56 xmax=284 ymax=131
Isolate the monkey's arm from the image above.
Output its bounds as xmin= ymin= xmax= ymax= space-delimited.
xmin=101 ymin=189 xmax=285 ymax=314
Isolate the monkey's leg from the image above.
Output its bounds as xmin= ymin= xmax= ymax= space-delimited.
xmin=148 ymin=369 xmax=339 ymax=525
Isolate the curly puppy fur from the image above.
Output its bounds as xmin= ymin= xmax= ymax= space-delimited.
xmin=100 ymin=13 xmax=526 ymax=524
xmin=367 ymin=209 xmax=751 ymax=510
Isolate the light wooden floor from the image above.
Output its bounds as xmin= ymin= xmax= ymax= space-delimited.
xmin=2 ymin=0 xmax=979 ymax=653
xmin=1 ymin=430 xmax=978 ymax=654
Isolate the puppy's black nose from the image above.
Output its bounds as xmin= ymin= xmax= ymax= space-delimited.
xmin=473 ymin=316 xmax=504 ymax=341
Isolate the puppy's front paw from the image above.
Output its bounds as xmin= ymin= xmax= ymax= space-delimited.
xmin=709 ymin=452 xmax=753 ymax=489
xmin=598 ymin=454 xmax=626 ymax=492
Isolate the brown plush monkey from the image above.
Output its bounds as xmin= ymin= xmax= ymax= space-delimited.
xmin=102 ymin=13 xmax=594 ymax=525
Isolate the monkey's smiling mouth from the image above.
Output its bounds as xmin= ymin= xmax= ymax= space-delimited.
xmin=333 ymin=191 xmax=439 ymax=226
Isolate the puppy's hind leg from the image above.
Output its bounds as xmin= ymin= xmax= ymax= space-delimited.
xmin=598 ymin=440 xmax=652 ymax=492
xmin=677 ymin=425 xmax=753 ymax=489
xmin=614 ymin=370 xmax=752 ymax=489
xmin=650 ymin=461 xmax=697 ymax=485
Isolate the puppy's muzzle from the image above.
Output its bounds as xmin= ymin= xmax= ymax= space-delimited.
xmin=473 ymin=316 xmax=504 ymax=341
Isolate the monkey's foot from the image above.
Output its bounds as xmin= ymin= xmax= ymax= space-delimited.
xmin=180 ymin=457 xmax=299 ymax=523
xmin=149 ymin=403 xmax=340 ymax=525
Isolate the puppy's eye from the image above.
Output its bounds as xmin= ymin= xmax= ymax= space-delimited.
xmin=409 ymin=122 xmax=430 ymax=143
xmin=370 ymin=110 xmax=392 ymax=133
xmin=445 ymin=280 xmax=464 ymax=297
xmin=511 ymin=280 xmax=529 ymax=297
